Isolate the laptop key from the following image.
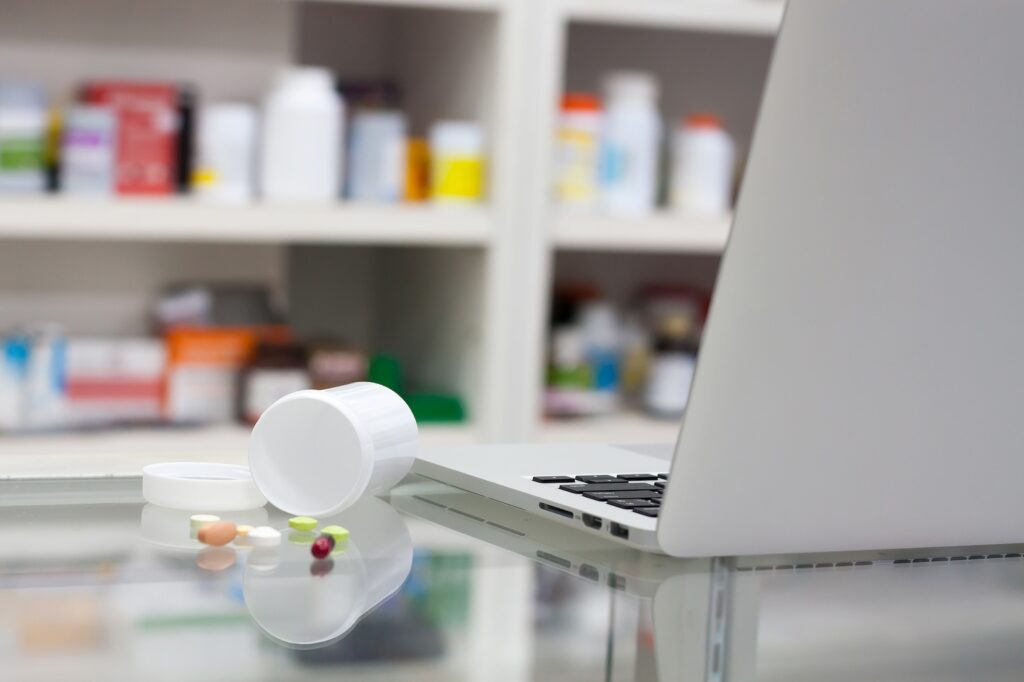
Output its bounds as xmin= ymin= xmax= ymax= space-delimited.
xmin=615 ymin=473 xmax=658 ymax=481
xmin=634 ymin=507 xmax=660 ymax=517
xmin=657 ymin=473 xmax=669 ymax=479
xmin=582 ymin=490 xmax=659 ymax=501
xmin=533 ymin=476 xmax=576 ymax=484
xmin=571 ymin=483 xmax=658 ymax=493
xmin=576 ymin=475 xmax=621 ymax=484
xmin=653 ymin=481 xmax=666 ymax=489
xmin=607 ymin=499 xmax=659 ymax=509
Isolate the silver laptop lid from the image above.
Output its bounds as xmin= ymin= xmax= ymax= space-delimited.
xmin=660 ymin=0 xmax=1024 ymax=556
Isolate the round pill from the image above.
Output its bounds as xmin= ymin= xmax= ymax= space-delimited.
xmin=310 ymin=534 xmax=335 ymax=559
xmin=190 ymin=514 xmax=220 ymax=532
xmin=247 ymin=526 xmax=282 ymax=548
xmin=198 ymin=521 xmax=238 ymax=546
xmin=236 ymin=524 xmax=254 ymax=537
xmin=288 ymin=516 xmax=318 ymax=532
xmin=310 ymin=558 xmax=334 ymax=577
xmin=320 ymin=525 xmax=350 ymax=543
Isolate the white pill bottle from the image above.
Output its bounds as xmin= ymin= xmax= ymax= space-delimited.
xmin=598 ymin=72 xmax=662 ymax=216
xmin=249 ymin=382 xmax=418 ymax=516
xmin=194 ymin=103 xmax=258 ymax=204
xmin=671 ymin=113 xmax=735 ymax=217
xmin=260 ymin=67 xmax=343 ymax=202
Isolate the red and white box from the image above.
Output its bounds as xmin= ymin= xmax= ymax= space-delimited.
xmin=64 ymin=338 xmax=166 ymax=427
xmin=83 ymin=81 xmax=177 ymax=195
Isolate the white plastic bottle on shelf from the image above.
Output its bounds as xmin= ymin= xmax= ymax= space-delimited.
xmin=260 ymin=67 xmax=343 ymax=202
xmin=671 ymin=113 xmax=735 ymax=217
xmin=0 ymin=84 xmax=48 ymax=194
xmin=553 ymin=92 xmax=602 ymax=209
xmin=430 ymin=120 xmax=485 ymax=204
xmin=347 ymin=110 xmax=407 ymax=203
xmin=598 ymin=72 xmax=662 ymax=216
xmin=194 ymin=103 xmax=258 ymax=204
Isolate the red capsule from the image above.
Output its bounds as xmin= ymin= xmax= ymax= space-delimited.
xmin=310 ymin=534 xmax=335 ymax=559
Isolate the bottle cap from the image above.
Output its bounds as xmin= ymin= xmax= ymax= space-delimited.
xmin=561 ymin=92 xmax=602 ymax=112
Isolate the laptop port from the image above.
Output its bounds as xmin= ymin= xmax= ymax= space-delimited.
xmin=582 ymin=513 xmax=603 ymax=530
xmin=579 ymin=563 xmax=600 ymax=581
xmin=610 ymin=522 xmax=630 ymax=540
xmin=539 ymin=502 xmax=574 ymax=519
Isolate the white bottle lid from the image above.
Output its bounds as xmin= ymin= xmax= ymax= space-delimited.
xmin=603 ymin=71 xmax=660 ymax=103
xmin=249 ymin=382 xmax=418 ymax=517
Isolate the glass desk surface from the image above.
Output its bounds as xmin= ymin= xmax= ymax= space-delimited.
xmin=2 ymin=474 xmax=1024 ymax=682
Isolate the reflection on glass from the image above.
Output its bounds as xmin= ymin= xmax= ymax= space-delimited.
xmin=243 ymin=496 xmax=414 ymax=649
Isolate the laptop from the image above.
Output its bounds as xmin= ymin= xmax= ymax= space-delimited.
xmin=416 ymin=0 xmax=1024 ymax=556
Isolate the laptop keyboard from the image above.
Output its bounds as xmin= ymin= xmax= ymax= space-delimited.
xmin=532 ymin=473 xmax=669 ymax=518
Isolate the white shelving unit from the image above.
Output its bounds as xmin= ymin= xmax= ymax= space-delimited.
xmin=0 ymin=197 xmax=492 ymax=247
xmin=553 ymin=213 xmax=731 ymax=253
xmin=558 ymin=0 xmax=782 ymax=34
xmin=0 ymin=0 xmax=780 ymax=467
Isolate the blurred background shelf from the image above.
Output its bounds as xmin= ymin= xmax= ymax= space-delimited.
xmin=560 ymin=0 xmax=784 ymax=34
xmin=0 ymin=423 xmax=478 ymax=479
xmin=0 ymin=0 xmax=781 ymax=461
xmin=552 ymin=213 xmax=731 ymax=253
xmin=0 ymin=198 xmax=492 ymax=247
xmin=536 ymin=411 xmax=680 ymax=444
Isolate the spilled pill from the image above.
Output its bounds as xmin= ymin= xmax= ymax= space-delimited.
xmin=198 ymin=521 xmax=238 ymax=546
xmin=190 ymin=514 xmax=220 ymax=532
xmin=320 ymin=525 xmax=350 ymax=543
xmin=311 ymin=534 xmax=335 ymax=559
xmin=236 ymin=525 xmax=254 ymax=537
xmin=247 ymin=526 xmax=281 ymax=547
xmin=288 ymin=516 xmax=318 ymax=532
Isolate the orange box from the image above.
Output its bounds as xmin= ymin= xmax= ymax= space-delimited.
xmin=163 ymin=326 xmax=291 ymax=423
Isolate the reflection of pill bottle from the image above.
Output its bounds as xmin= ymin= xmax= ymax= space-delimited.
xmin=429 ymin=121 xmax=484 ymax=203
xmin=553 ymin=92 xmax=602 ymax=209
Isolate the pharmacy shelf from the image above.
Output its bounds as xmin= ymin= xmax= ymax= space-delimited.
xmin=560 ymin=0 xmax=784 ymax=35
xmin=536 ymin=411 xmax=681 ymax=443
xmin=0 ymin=197 xmax=492 ymax=247
xmin=0 ymin=422 xmax=479 ymax=479
xmin=282 ymin=0 xmax=507 ymax=10
xmin=552 ymin=212 xmax=731 ymax=253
